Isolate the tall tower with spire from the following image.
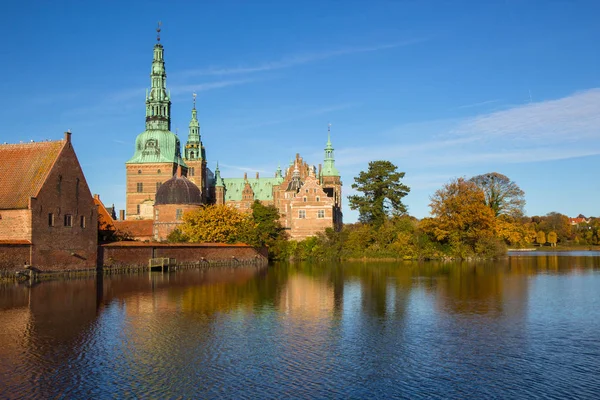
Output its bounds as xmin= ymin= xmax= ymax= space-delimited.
xmin=184 ymin=93 xmax=208 ymax=202
xmin=320 ymin=124 xmax=343 ymax=230
xmin=124 ymin=24 xmax=187 ymax=220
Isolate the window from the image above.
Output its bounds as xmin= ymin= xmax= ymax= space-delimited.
xmin=156 ymin=182 xmax=162 ymax=191
xmin=176 ymin=209 xmax=183 ymax=220
xmin=80 ymin=216 xmax=86 ymax=228
xmin=317 ymin=210 xmax=325 ymax=219
xmin=157 ymin=169 xmax=162 ymax=174
xmin=189 ymin=167 xmax=195 ymax=176
xmin=138 ymin=170 xmax=142 ymax=174
xmin=48 ymin=213 xmax=54 ymax=227
xmin=298 ymin=210 xmax=306 ymax=219
xmin=64 ymin=214 xmax=73 ymax=227
xmin=303 ymin=197 xmax=307 ymax=202
xmin=316 ymin=196 xmax=320 ymax=202
xmin=137 ymin=205 xmax=141 ymax=214
xmin=137 ymin=183 xmax=143 ymax=193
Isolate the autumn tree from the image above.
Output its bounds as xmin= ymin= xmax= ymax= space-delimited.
xmin=246 ymin=201 xmax=289 ymax=259
xmin=539 ymin=212 xmax=571 ymax=242
xmin=420 ymin=178 xmax=496 ymax=252
xmin=469 ymin=172 xmax=525 ymax=218
xmin=180 ymin=204 xmax=253 ymax=244
xmin=536 ymin=231 xmax=546 ymax=246
xmin=547 ymin=231 xmax=558 ymax=247
xmin=348 ymin=160 xmax=410 ymax=227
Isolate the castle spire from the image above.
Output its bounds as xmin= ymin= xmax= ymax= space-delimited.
xmin=145 ymin=23 xmax=171 ymax=131
xmin=214 ymin=162 xmax=224 ymax=187
xmin=322 ymin=124 xmax=340 ymax=177
xmin=185 ymin=93 xmax=202 ymax=160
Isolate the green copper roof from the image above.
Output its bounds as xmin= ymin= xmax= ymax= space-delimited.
xmin=321 ymin=126 xmax=339 ymax=177
xmin=127 ymin=130 xmax=187 ymax=165
xmin=222 ymin=176 xmax=284 ymax=201
xmin=127 ymin=35 xmax=185 ymax=166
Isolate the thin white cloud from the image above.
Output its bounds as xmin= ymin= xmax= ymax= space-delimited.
xmin=335 ymin=88 xmax=600 ymax=169
xmin=452 ymin=88 xmax=600 ymax=142
xmin=219 ymin=163 xmax=269 ymax=174
xmin=248 ymin=103 xmax=359 ymax=128
xmin=169 ymin=79 xmax=258 ymax=96
xmin=456 ymin=99 xmax=501 ymax=109
xmin=180 ymin=38 xmax=426 ymax=77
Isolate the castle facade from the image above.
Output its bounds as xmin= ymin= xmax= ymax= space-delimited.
xmin=126 ymin=35 xmax=342 ymax=240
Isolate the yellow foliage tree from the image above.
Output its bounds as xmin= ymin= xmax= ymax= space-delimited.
xmin=421 ymin=178 xmax=496 ymax=250
xmin=180 ymin=204 xmax=254 ymax=244
xmin=547 ymin=231 xmax=558 ymax=247
xmin=495 ymin=216 xmax=528 ymax=247
xmin=536 ymin=231 xmax=546 ymax=246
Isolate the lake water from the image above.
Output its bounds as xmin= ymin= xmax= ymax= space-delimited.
xmin=1 ymin=253 xmax=599 ymax=399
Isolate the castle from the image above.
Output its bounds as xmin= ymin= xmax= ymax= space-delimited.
xmin=125 ymin=32 xmax=343 ymax=240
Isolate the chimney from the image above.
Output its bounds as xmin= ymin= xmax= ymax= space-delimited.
xmin=64 ymin=130 xmax=72 ymax=143
xmin=119 ymin=210 xmax=125 ymax=220
xmin=176 ymin=164 xmax=182 ymax=177
xmin=256 ymin=172 xmax=259 ymax=179
xmin=244 ymin=172 xmax=247 ymax=180
xmin=94 ymin=194 xmax=100 ymax=200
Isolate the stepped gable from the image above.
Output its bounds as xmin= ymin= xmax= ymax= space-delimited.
xmin=0 ymin=140 xmax=65 ymax=209
xmin=155 ymin=174 xmax=202 ymax=205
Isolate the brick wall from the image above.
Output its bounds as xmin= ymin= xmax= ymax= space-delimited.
xmin=101 ymin=243 xmax=267 ymax=268
xmin=0 ymin=209 xmax=31 ymax=241
xmin=125 ymin=163 xmax=178 ymax=219
xmin=0 ymin=244 xmax=31 ymax=271
xmin=29 ymin=141 xmax=98 ymax=271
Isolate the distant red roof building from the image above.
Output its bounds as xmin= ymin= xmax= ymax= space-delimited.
xmin=569 ymin=217 xmax=590 ymax=225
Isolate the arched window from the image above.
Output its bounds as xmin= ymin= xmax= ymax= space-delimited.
xmin=138 ymin=170 xmax=142 ymax=174
xmin=157 ymin=169 xmax=161 ymax=174
xmin=316 ymin=196 xmax=320 ymax=202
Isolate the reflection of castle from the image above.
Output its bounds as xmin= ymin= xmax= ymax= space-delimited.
xmin=125 ymin=33 xmax=342 ymax=240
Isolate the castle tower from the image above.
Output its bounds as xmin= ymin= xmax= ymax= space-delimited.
xmin=320 ymin=124 xmax=343 ymax=229
xmin=183 ymin=93 xmax=208 ymax=202
xmin=125 ymin=25 xmax=187 ymax=220
xmin=214 ymin=162 xmax=225 ymax=205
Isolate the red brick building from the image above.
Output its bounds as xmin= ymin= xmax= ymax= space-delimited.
xmin=0 ymin=132 xmax=98 ymax=271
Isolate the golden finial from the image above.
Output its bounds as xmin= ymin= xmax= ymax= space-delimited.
xmin=193 ymin=92 xmax=197 ymax=108
xmin=156 ymin=21 xmax=162 ymax=42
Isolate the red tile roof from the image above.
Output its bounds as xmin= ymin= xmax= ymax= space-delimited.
xmin=0 ymin=140 xmax=65 ymax=209
xmin=94 ymin=195 xmax=116 ymax=232
xmin=113 ymin=220 xmax=154 ymax=239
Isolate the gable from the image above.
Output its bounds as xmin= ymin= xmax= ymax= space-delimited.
xmin=0 ymin=140 xmax=64 ymax=209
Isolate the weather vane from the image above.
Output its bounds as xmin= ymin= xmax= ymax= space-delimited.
xmin=157 ymin=21 xmax=162 ymax=42
xmin=193 ymin=92 xmax=197 ymax=108
xmin=328 ymin=122 xmax=331 ymax=132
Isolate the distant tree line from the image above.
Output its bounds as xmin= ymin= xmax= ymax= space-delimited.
xmin=163 ymin=161 xmax=594 ymax=261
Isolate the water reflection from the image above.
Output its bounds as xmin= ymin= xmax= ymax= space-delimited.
xmin=0 ymin=255 xmax=599 ymax=398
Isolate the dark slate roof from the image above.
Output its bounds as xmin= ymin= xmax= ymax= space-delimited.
xmin=155 ymin=175 xmax=202 ymax=205
xmin=0 ymin=140 xmax=65 ymax=209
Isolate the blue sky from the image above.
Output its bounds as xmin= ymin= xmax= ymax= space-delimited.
xmin=2 ymin=1 xmax=600 ymax=221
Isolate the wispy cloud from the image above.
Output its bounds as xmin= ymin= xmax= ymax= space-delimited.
xmin=219 ymin=163 xmax=269 ymax=173
xmin=180 ymin=38 xmax=426 ymax=77
xmin=336 ymin=88 xmax=600 ymax=169
xmin=249 ymin=103 xmax=359 ymax=128
xmin=456 ymin=99 xmax=501 ymax=109
xmin=169 ymin=79 xmax=259 ymax=97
